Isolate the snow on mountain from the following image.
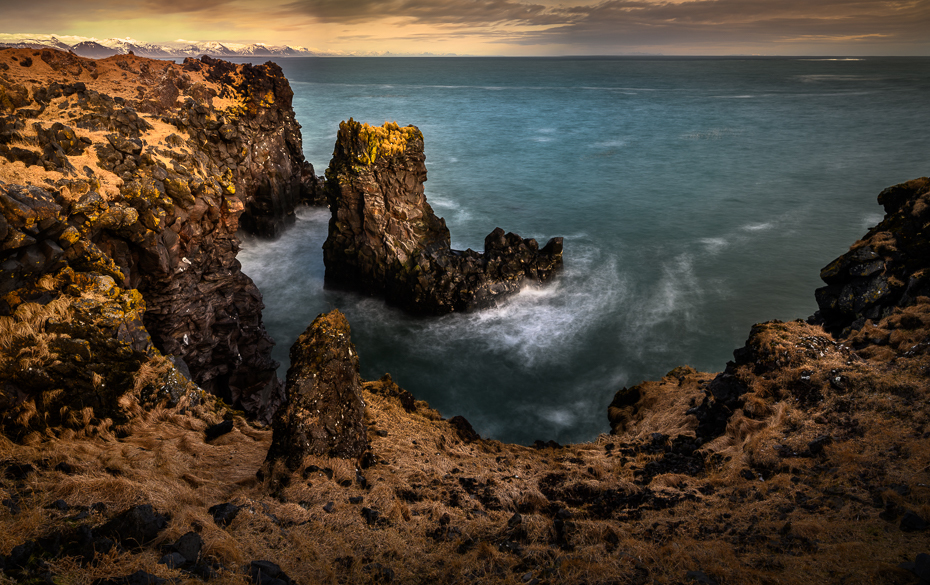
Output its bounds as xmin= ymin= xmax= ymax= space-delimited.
xmin=0 ymin=33 xmax=456 ymax=57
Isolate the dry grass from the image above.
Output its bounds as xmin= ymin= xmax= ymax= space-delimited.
xmin=3 ymin=320 xmax=928 ymax=584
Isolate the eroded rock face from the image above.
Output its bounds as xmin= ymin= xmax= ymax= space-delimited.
xmin=0 ymin=49 xmax=323 ymax=431
xmin=264 ymin=310 xmax=368 ymax=469
xmin=813 ymin=177 xmax=930 ymax=335
xmin=323 ymin=119 xmax=563 ymax=314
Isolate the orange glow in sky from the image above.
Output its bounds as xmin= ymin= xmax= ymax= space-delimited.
xmin=0 ymin=0 xmax=928 ymax=55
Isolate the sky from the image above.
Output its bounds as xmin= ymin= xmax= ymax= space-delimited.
xmin=1 ymin=0 xmax=928 ymax=56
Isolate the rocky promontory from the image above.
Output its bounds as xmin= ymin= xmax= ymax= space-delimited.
xmin=0 ymin=48 xmax=322 ymax=430
xmin=323 ymin=119 xmax=563 ymax=314
xmin=1 ymin=48 xmax=929 ymax=585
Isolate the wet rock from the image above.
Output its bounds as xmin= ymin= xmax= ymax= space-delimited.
xmin=322 ymin=119 xmax=562 ymax=314
xmin=263 ymin=310 xmax=368 ymax=471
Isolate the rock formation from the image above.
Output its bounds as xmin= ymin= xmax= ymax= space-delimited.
xmin=0 ymin=49 xmax=322 ymax=432
xmin=813 ymin=177 xmax=929 ymax=335
xmin=263 ymin=310 xmax=368 ymax=471
xmin=322 ymin=119 xmax=563 ymax=314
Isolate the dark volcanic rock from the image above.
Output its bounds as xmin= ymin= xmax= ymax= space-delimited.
xmin=0 ymin=50 xmax=332 ymax=430
xmin=814 ymin=177 xmax=930 ymax=335
xmin=264 ymin=310 xmax=368 ymax=470
xmin=322 ymin=119 xmax=563 ymax=314
xmin=98 ymin=504 xmax=168 ymax=548
xmin=208 ymin=502 xmax=241 ymax=527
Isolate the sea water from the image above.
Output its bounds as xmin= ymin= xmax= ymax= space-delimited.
xmin=236 ymin=57 xmax=930 ymax=444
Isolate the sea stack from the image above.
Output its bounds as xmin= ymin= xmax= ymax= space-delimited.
xmin=322 ymin=119 xmax=563 ymax=314
xmin=264 ymin=309 xmax=368 ymax=470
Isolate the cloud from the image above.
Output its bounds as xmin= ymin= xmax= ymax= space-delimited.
xmin=281 ymin=0 xmax=930 ymax=50
xmin=280 ymin=0 xmax=573 ymax=24
xmin=140 ymin=0 xmax=238 ymax=12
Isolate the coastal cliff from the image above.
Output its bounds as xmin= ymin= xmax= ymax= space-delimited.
xmin=0 ymin=48 xmax=321 ymax=428
xmin=1 ymin=50 xmax=928 ymax=585
xmin=323 ymin=119 xmax=563 ymax=314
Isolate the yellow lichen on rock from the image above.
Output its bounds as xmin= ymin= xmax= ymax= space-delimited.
xmin=339 ymin=119 xmax=422 ymax=166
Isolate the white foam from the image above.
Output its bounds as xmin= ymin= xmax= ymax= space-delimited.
xmin=407 ymin=245 xmax=626 ymax=367
xmin=862 ymin=212 xmax=885 ymax=229
xmin=740 ymin=222 xmax=775 ymax=232
xmin=699 ymin=237 xmax=728 ymax=253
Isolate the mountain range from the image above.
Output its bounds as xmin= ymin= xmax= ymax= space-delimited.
xmin=0 ymin=33 xmax=456 ymax=58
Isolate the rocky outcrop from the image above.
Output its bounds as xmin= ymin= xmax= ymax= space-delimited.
xmin=264 ymin=310 xmax=368 ymax=470
xmin=0 ymin=49 xmax=322 ymax=431
xmin=322 ymin=119 xmax=563 ymax=314
xmin=813 ymin=177 xmax=930 ymax=335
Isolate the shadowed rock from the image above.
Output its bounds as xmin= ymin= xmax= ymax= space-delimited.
xmin=322 ymin=119 xmax=563 ymax=315
xmin=813 ymin=176 xmax=930 ymax=335
xmin=264 ymin=310 xmax=368 ymax=471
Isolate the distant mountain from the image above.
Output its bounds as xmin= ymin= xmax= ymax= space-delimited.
xmin=69 ymin=41 xmax=118 ymax=58
xmin=0 ymin=33 xmax=458 ymax=58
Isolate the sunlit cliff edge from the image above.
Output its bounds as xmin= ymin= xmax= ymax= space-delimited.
xmin=0 ymin=48 xmax=928 ymax=585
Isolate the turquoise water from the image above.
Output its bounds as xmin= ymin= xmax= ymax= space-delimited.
xmin=238 ymin=57 xmax=930 ymax=444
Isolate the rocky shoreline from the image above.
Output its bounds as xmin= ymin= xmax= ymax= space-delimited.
xmin=1 ymin=49 xmax=929 ymax=585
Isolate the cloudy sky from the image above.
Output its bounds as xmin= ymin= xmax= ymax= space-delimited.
xmin=1 ymin=0 xmax=928 ymax=55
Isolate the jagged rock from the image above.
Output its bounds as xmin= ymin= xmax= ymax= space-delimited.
xmin=813 ymin=177 xmax=930 ymax=335
xmin=264 ymin=310 xmax=368 ymax=471
xmin=322 ymin=119 xmax=563 ymax=314
xmin=0 ymin=49 xmax=333 ymax=428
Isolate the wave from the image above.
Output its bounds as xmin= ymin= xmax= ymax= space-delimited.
xmin=699 ymin=237 xmax=728 ymax=254
xmin=403 ymin=244 xmax=626 ymax=368
xmin=740 ymin=222 xmax=775 ymax=232
xmin=681 ymin=128 xmax=743 ymax=140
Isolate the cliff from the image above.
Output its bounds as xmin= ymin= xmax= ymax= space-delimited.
xmin=322 ymin=119 xmax=563 ymax=314
xmin=0 ymin=48 xmax=322 ymax=430
xmin=1 ymin=50 xmax=928 ymax=585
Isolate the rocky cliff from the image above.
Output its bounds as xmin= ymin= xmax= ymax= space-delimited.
xmin=813 ymin=177 xmax=929 ymax=335
xmin=1 ymin=49 xmax=929 ymax=585
xmin=0 ymin=48 xmax=322 ymax=431
xmin=322 ymin=119 xmax=563 ymax=314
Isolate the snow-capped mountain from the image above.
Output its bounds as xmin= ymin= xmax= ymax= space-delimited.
xmin=0 ymin=33 xmax=456 ymax=58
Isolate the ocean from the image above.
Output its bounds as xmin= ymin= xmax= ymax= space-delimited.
xmin=236 ymin=57 xmax=930 ymax=444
